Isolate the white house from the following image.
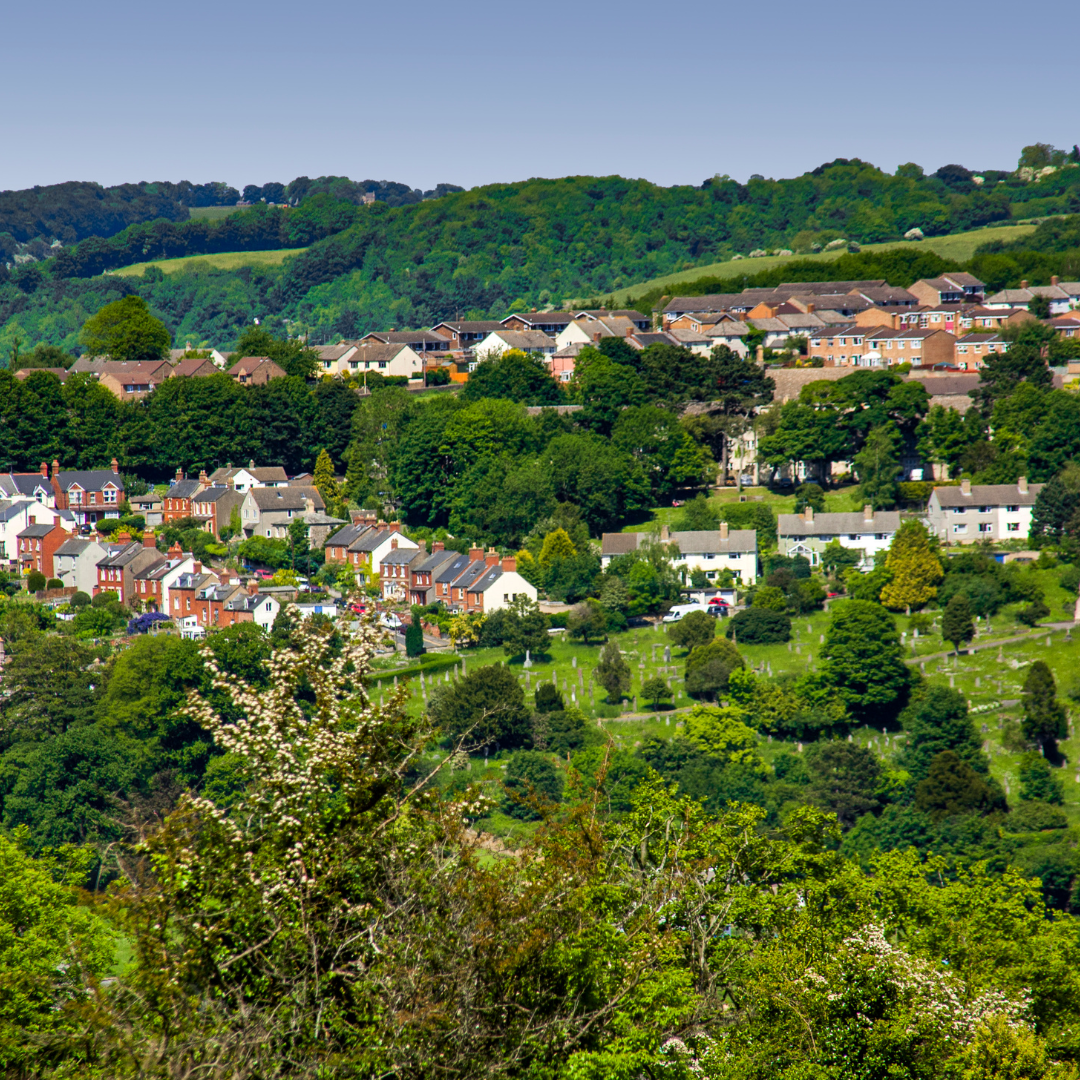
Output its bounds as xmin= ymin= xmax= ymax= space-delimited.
xmin=462 ymin=556 xmax=539 ymax=614
xmin=554 ymin=316 xmax=638 ymax=350
xmin=207 ymin=463 xmax=289 ymax=492
xmin=473 ymin=330 xmax=557 ymax=368
xmin=342 ymin=341 xmax=424 ymax=379
xmin=316 ymin=342 xmax=360 ymax=376
xmin=0 ymin=500 xmax=70 ymax=572
xmin=925 ymin=478 xmax=1042 ymax=544
xmin=599 ymin=525 xmax=758 ymax=584
xmin=777 ymin=506 xmax=900 ymax=568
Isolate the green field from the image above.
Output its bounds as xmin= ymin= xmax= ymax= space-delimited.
xmin=612 ymin=222 xmax=1041 ymax=303
xmin=188 ymin=206 xmax=245 ymax=221
xmin=114 ymin=247 xmax=308 ymax=277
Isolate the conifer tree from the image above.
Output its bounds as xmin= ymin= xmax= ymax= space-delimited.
xmin=593 ymin=640 xmax=631 ymax=703
xmin=941 ymin=593 xmax=974 ymax=654
xmin=1022 ymin=660 xmax=1068 ymax=757
xmin=880 ymin=520 xmax=943 ymax=614
xmin=313 ymin=448 xmax=341 ymax=505
xmin=538 ymin=528 xmax=576 ymax=567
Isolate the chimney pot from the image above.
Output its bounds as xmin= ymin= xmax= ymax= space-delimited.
xmin=501 ymin=555 xmax=517 ymax=573
xmin=389 ymin=521 xmax=402 ymax=533
xmin=1021 ymin=280 xmax=1028 ymax=290
xmin=660 ymin=525 xmax=670 ymax=541
xmin=433 ymin=541 xmax=444 ymax=552
xmin=111 ymin=457 xmax=119 ymax=475
xmin=485 ymin=548 xmax=500 ymax=567
xmin=143 ymin=530 xmax=156 ymax=549
xmin=52 ymin=459 xmax=60 ymax=480
xmin=175 ymin=467 xmax=183 ymax=483
xmin=1052 ymin=275 xmax=1060 ymax=287
xmin=193 ymin=561 xmax=202 ymax=575
xmin=40 ymin=461 xmax=48 ymax=478
xmin=249 ymin=459 xmax=255 ymax=469
xmin=469 ymin=546 xmax=484 ymax=562
xmin=391 ymin=538 xmax=398 ymax=550
xmin=1018 ymin=476 xmax=1029 ymax=495
xmin=961 ymin=478 xmax=972 ymax=496
xmin=198 ymin=469 xmax=208 ymax=484
xmin=248 ymin=579 xmax=259 ymax=595
xmin=808 ymin=302 xmax=815 ymax=313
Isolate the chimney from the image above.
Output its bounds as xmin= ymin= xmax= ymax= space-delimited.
xmin=28 ymin=514 xmax=35 ymax=525
xmin=593 ymin=332 xmax=601 ymax=342
xmin=804 ymin=505 xmax=813 ymax=523
xmin=376 ymin=520 xmax=387 ymax=530
xmin=863 ymin=504 xmax=873 ymax=523
xmin=433 ymin=541 xmax=444 ymax=553
xmin=1052 ymin=275 xmax=1060 ymax=287
xmin=248 ymin=579 xmax=259 ymax=595
xmin=198 ymin=469 xmax=208 ymax=484
xmin=226 ymin=477 xmax=234 ymax=489
xmin=111 ymin=457 xmax=119 ymax=475
xmin=961 ymin=478 xmax=972 ymax=495
xmin=193 ymin=561 xmax=202 ymax=575
xmin=388 ymin=521 xmax=402 ymax=533
xmin=168 ymin=541 xmax=183 ymax=558
xmin=39 ymin=461 xmax=48 ymax=478
xmin=143 ymin=530 xmax=155 ymax=549
xmin=117 ymin=530 xmax=132 ymax=544
xmin=52 ymin=459 xmax=60 ymax=480
xmin=391 ymin=538 xmax=398 ymax=550
xmin=469 ymin=546 xmax=484 ymax=562
xmin=756 ymin=344 xmax=765 ymax=363
xmin=501 ymin=555 xmax=517 ymax=572
xmin=175 ymin=467 xmax=183 ymax=483
xmin=807 ymin=302 xmax=815 ymax=314
xmin=485 ymin=548 xmax=500 ymax=568
xmin=1020 ymin=280 xmax=1028 ymax=290
xmin=660 ymin=525 xmax=670 ymax=541
xmin=1018 ymin=476 xmax=1029 ymax=495
xmin=304 ymin=496 xmax=315 ymax=514
xmin=248 ymin=459 xmax=255 ymax=469
xmin=720 ymin=521 xmax=729 ymax=540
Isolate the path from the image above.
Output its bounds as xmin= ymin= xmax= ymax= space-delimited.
xmin=904 ymin=621 xmax=1076 ymax=666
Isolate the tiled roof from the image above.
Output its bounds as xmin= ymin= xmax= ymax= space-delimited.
xmin=932 ymin=484 xmax=1042 ymax=508
xmin=326 ymin=524 xmax=371 ymax=548
xmin=778 ymin=511 xmax=901 ymax=536
xmin=247 ymin=487 xmax=325 ymax=511
xmin=18 ymin=523 xmax=57 ymax=538
xmin=670 ymin=529 xmax=756 ymax=554
xmin=168 ymin=479 xmax=203 ymax=499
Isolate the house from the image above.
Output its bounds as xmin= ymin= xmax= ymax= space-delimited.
xmin=16 ymin=519 xmax=70 ymax=579
xmin=220 ymin=585 xmax=280 ymax=630
xmin=227 ymin=357 xmax=288 ymax=385
xmin=208 ymin=463 xmax=288 ymax=492
xmin=662 ymin=295 xmax=747 ymax=324
xmin=0 ymin=499 xmax=70 ymax=570
xmin=191 ymin=486 xmax=245 ymax=538
xmin=239 ymin=487 xmax=328 ymax=540
xmin=908 ymin=274 xmax=986 ymax=306
xmin=3 ymin=459 xmax=125 ymax=529
xmin=473 ymin=330 xmax=557 ymax=363
xmin=429 ymin=320 xmax=507 ymax=351
xmin=665 ymin=327 xmax=716 ymax=355
xmin=500 ymin=311 xmax=577 ymax=335
xmin=94 ymin=533 xmax=167 ymax=603
xmin=461 ymin=553 xmax=538 ymax=614
xmin=14 ymin=367 xmax=70 ymax=383
xmin=408 ymin=543 xmax=461 ymax=605
xmin=166 ymin=565 xmax=220 ymax=626
xmin=776 ymin=506 xmax=900 ymax=568
xmin=555 ymin=315 xmax=639 ymax=350
xmin=162 ymin=471 xmax=207 ymax=522
xmin=96 ymin=360 xmax=171 ymax=400
xmin=323 ymin=521 xmax=419 ymax=578
xmin=380 ymin=544 xmax=427 ymax=601
xmin=52 ymin=536 xmax=109 ymax=594
xmin=168 ymin=346 xmax=230 ymax=367
xmin=128 ymin=491 xmax=163 ymax=527
xmin=864 ymin=327 xmax=957 ymax=368
xmin=1048 ymin=315 xmax=1080 ymax=338
xmin=549 ymin=342 xmax=586 ymax=381
xmin=433 ymin=551 xmax=475 ymax=607
xmin=169 ymin=356 xmax=220 ymax=379
xmin=984 ymin=278 xmax=1078 ymax=315
xmin=342 ymin=341 xmax=425 ymax=379
xmin=315 ymin=343 xmax=360 ymax=376
xmin=575 ymin=308 xmax=651 ymax=331
xmin=954 ymin=332 xmax=1009 ymax=370
xmin=926 ymin=477 xmax=1043 ymax=544
xmin=360 ymin=330 xmax=451 ymax=354
xmin=600 ymin=525 xmax=758 ymax=584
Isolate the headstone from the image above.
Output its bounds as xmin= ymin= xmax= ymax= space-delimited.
xmin=572 ymin=656 xmax=577 ymax=668
xmin=664 ymin=646 xmax=671 ymax=662
xmin=461 ymin=659 xmax=467 ymax=676
xmin=848 ymin=733 xmax=853 ymax=742
xmin=981 ymin=723 xmax=988 ymax=734
xmin=665 ymin=716 xmax=670 ymax=726
xmin=797 ymin=742 xmax=803 ymax=753
xmin=524 ymin=649 xmax=532 ymax=668
xmin=975 ymin=676 xmax=981 ymax=688
xmin=997 ymin=647 xmax=1004 ymax=663
xmin=393 ymin=676 xmax=398 ymax=687
xmin=949 ymin=674 xmax=955 ymax=688
xmin=820 ymin=634 xmax=824 ymax=644
xmin=913 ymin=628 xmax=918 ymax=639
xmin=787 ymin=642 xmax=792 ymax=652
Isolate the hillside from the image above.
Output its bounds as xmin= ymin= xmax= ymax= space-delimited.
xmin=114 ymin=247 xmax=309 ymax=277
xmin=4 ymin=153 xmax=1080 ymax=354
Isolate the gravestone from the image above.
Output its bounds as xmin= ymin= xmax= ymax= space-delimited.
xmin=524 ymin=650 xmax=532 ymax=668
xmin=664 ymin=646 xmax=671 ymax=662
xmin=572 ymin=656 xmax=577 ymax=668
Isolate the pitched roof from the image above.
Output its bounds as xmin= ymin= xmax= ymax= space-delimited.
xmin=778 ymin=511 xmax=902 ymax=536
xmin=774 ymin=280 xmax=887 ymax=296
xmin=431 ymin=319 xmax=506 ymax=334
xmin=350 ymin=342 xmax=417 ymax=365
xmin=932 ymin=483 xmax=1042 ymax=508
xmin=168 ymin=479 xmax=203 ymax=499
xmin=502 ymin=311 xmax=577 ymax=329
xmin=600 ymin=533 xmax=645 ymax=556
xmin=171 ymin=356 xmax=218 ymax=377
xmin=663 ymin=294 xmax=745 ymax=314
xmin=363 ymin=330 xmax=447 ymax=345
xmin=469 ymin=566 xmax=505 ymax=593
xmin=18 ymin=523 xmax=58 ymax=538
xmin=14 ymin=367 xmax=69 ymax=382
xmin=670 ymin=529 xmax=757 ymax=554
xmin=247 ymin=487 xmax=325 ymax=512
xmin=435 ymin=553 xmax=473 ymax=583
xmin=381 ymin=546 xmax=425 ymax=566
xmin=227 ymin=356 xmax=288 ymax=377
xmin=326 ymin=524 xmax=371 ymax=548
xmin=483 ymin=330 xmax=557 ymax=351
xmin=58 ymin=470 xmax=122 ymax=493
xmin=195 ymin=486 xmax=236 ymax=503
xmin=415 ymin=549 xmax=462 ymax=574
xmin=208 ymin=465 xmax=289 ymax=484
xmin=54 ymin=537 xmax=98 ymax=557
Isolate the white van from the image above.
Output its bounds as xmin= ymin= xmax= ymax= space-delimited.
xmin=662 ymin=602 xmax=704 ymax=624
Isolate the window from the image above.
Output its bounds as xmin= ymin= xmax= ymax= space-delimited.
xmin=378 ymin=361 xmax=387 ymax=369
xmin=978 ymin=506 xmax=991 ymax=514
xmin=1006 ymin=505 xmax=1019 ymax=513
xmin=954 ymin=524 xmax=968 ymax=533
xmin=978 ymin=524 xmax=992 ymax=533
xmin=70 ymin=489 xmax=82 ymax=504
xmin=103 ymin=487 xmax=117 ymax=504
xmin=1007 ymin=523 xmax=1020 ymax=532
xmin=952 ymin=507 xmax=965 ymax=515
xmin=849 ymin=534 xmax=859 ymax=540
xmin=728 ymin=553 xmax=739 ymax=560
xmin=876 ymin=533 xmax=888 ymax=540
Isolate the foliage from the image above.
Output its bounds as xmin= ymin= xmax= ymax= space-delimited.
xmin=593 ymin=639 xmax=631 ymax=703
xmin=685 ymin=636 xmax=745 ymax=700
xmin=462 ymin=349 xmax=565 ymax=405
xmin=915 ymin=750 xmax=1002 ymax=821
xmin=641 ymin=676 xmax=672 ymax=710
xmin=1022 ymin=660 xmax=1067 ymax=756
xmin=79 ymin=294 xmax=170 ymax=361
xmin=725 ymin=606 xmax=792 ymax=644
xmin=943 ymin=592 xmax=976 ymax=653
xmin=566 ymin=599 xmax=609 ymax=645
xmin=667 ymin=608 xmax=715 ymax=652
xmin=806 ymin=739 xmax=882 ymax=827
xmin=405 ymin=610 xmax=425 ymax=658
xmin=429 ymin=662 xmax=532 ymax=749
xmin=1019 ymin=753 xmax=1065 ymax=805
xmin=854 ymin=423 xmax=903 ymax=509
xmin=900 ymin=685 xmax=988 ymax=782
xmin=881 ymin=520 xmax=944 ymax=613
xmin=502 ymin=750 xmax=564 ymax=820
xmin=820 ymin=600 xmax=910 ymax=715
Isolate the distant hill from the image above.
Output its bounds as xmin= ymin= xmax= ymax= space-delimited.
xmin=3 ymin=153 xmax=1080 ymax=354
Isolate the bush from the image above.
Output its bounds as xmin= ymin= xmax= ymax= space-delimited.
xmin=45 ymin=578 xmax=63 ymax=590
xmin=26 ymin=570 xmax=46 ymax=593
xmin=91 ymin=590 xmax=119 ymax=609
xmin=1009 ymin=800 xmax=1068 ymax=832
xmin=502 ymin=751 xmax=564 ymax=820
xmin=725 ymin=607 xmax=791 ymax=644
xmin=685 ymin=638 xmax=744 ymax=700
xmin=69 ymin=591 xmax=91 ymax=609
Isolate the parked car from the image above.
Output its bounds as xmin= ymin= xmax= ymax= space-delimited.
xmin=707 ymin=598 xmax=730 ymax=616
xmin=254 ymin=568 xmax=274 ymax=580
xmin=662 ymin=601 xmax=704 ymax=624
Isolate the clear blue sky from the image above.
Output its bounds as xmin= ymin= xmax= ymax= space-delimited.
xmin=3 ymin=0 xmax=1075 ymax=193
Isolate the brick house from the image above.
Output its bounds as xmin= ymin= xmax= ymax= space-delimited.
xmin=954 ymin=332 xmax=1009 ymax=370
xmin=163 ymin=470 xmax=207 ymax=523
xmin=192 ymin=486 xmax=245 ymax=537
xmin=228 ymin=357 xmax=288 ymax=385
xmin=408 ymin=543 xmax=461 ymax=605
xmin=167 ymin=565 xmax=220 ymax=625
xmin=169 ymin=356 xmax=219 ymax=379
xmin=96 ymin=360 xmax=172 ymax=401
xmin=323 ymin=520 xmax=418 ymax=577
xmin=6 ymin=460 xmax=126 ymax=529
xmin=461 ymin=554 xmax=537 ymax=613
xmin=94 ymin=532 xmax=166 ymax=602
xmin=380 ymin=544 xmax=427 ymax=601
xmin=429 ymin=320 xmax=506 ymax=351
xmin=908 ymin=274 xmax=985 ymax=306
xmin=16 ymin=519 xmax=70 ymax=579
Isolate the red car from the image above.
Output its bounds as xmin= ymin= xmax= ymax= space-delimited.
xmin=253 ymin=569 xmax=274 ymax=580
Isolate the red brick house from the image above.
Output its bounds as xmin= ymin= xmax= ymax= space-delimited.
xmin=94 ymin=532 xmax=166 ymax=602
xmin=163 ymin=470 xmax=208 ymax=523
xmin=17 ymin=518 xmax=70 ymax=578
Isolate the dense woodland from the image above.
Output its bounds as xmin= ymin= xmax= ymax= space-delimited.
xmin=5 ymin=151 xmax=1080 ymax=352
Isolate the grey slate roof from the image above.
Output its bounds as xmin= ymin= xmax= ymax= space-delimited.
xmin=248 ymin=487 xmax=325 ymax=511
xmin=670 ymin=529 xmax=757 ymax=554
xmin=54 ymin=538 xmax=96 ymax=556
xmin=209 ymin=465 xmax=289 ymax=484
xmin=168 ymin=479 xmax=203 ymax=499
xmin=380 ymin=546 xmax=423 ymax=566
xmin=470 ymin=567 xmax=505 ymax=593
xmin=58 ymin=470 xmax=122 ymax=493
xmin=778 ymin=511 xmax=902 ymax=537
xmin=435 ymin=553 xmax=473 ymax=583
xmin=932 ymin=484 xmax=1042 ymax=508
xmin=18 ymin=523 xmax=56 ymax=538
xmin=326 ymin=524 xmax=371 ymax=548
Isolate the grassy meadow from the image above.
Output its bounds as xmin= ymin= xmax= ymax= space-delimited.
xmin=114 ymin=247 xmax=308 ymax=277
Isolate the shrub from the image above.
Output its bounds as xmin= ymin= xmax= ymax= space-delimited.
xmin=685 ymin=638 xmax=744 ymax=700
xmin=69 ymin=591 xmax=91 ymax=609
xmin=26 ymin=570 xmax=46 ymax=593
xmin=725 ymin=607 xmax=791 ymax=644
xmin=1009 ymin=800 xmax=1068 ymax=832
xmin=46 ymin=578 xmax=63 ymax=590
xmin=502 ymin=751 xmax=564 ymax=820
xmin=91 ymin=590 xmax=119 ymax=609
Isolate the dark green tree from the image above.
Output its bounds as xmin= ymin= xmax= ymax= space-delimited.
xmin=941 ymin=593 xmax=975 ymax=654
xmin=667 ymin=609 xmax=715 ymax=653
xmin=593 ymin=640 xmax=631 ymax=704
xmin=853 ymin=424 xmax=902 ymax=509
xmin=79 ymin=295 xmax=170 ymax=361
xmin=724 ymin=607 xmax=791 ymax=644
xmin=972 ymin=322 xmax=1053 ymax=415
xmin=684 ymin=637 xmax=744 ymax=701
xmin=428 ymin=663 xmax=532 ymax=750
xmin=805 ymin=741 xmax=881 ymax=829
xmin=462 ymin=350 xmax=564 ymax=405
xmin=566 ymin=599 xmax=608 ymax=645
xmin=1018 ymin=752 xmax=1065 ymax=804
xmin=502 ymin=751 xmax=564 ymax=820
xmin=899 ymin=685 xmax=987 ymax=782
xmin=405 ymin=611 xmax=425 ymax=658
xmin=820 ymin=600 xmax=909 ymax=714
xmin=914 ymin=750 xmax=1000 ymax=822
xmin=1021 ymin=660 xmax=1067 ymax=757
xmin=232 ymin=325 xmax=319 ymax=379
xmin=1031 ymin=475 xmax=1080 ymax=541
xmin=641 ymin=677 xmax=672 ymax=711
xmin=534 ymin=682 xmax=564 ymax=714
xmin=500 ymin=598 xmax=549 ymax=660
xmin=0 ymin=637 xmax=98 ymax=745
